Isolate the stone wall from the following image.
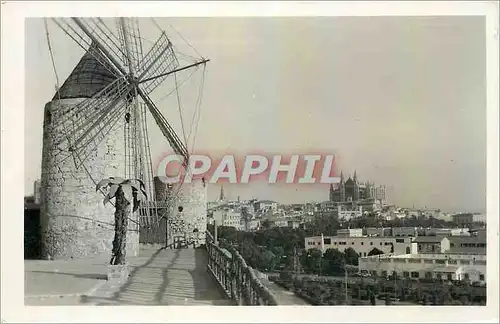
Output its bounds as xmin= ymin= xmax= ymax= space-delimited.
xmin=165 ymin=179 xmax=208 ymax=248
xmin=154 ymin=176 xmax=168 ymax=201
xmin=40 ymin=98 xmax=139 ymax=260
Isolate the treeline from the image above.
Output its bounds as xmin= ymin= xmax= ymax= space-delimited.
xmin=209 ymin=224 xmax=305 ymax=272
xmin=208 ymin=225 xmax=382 ymax=275
xmin=272 ymin=274 xmax=487 ymax=306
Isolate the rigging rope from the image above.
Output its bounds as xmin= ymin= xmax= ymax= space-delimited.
xmin=44 ymin=18 xmax=61 ymax=99
xmin=188 ymin=64 xmax=206 ymax=156
xmin=174 ymin=72 xmax=189 ymax=152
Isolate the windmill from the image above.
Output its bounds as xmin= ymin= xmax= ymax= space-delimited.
xmin=40 ymin=18 xmax=208 ymax=259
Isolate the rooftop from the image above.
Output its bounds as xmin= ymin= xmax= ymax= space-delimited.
xmin=53 ymin=43 xmax=118 ymax=100
xmin=412 ymin=236 xmax=447 ymax=243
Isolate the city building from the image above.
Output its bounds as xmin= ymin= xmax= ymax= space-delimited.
xmin=222 ymin=210 xmax=244 ymax=230
xmin=421 ymin=227 xmax=470 ymax=237
xmin=364 ymin=227 xmax=391 ymax=237
xmin=304 ymin=235 xmax=414 ymax=257
xmin=413 ymin=236 xmax=450 ymax=254
xmin=329 ymin=171 xmax=387 ymax=212
xmin=359 ymin=253 xmax=486 ymax=283
xmin=452 ymin=213 xmax=474 ymax=228
xmin=448 ymin=236 xmax=487 ymax=254
xmin=338 ymin=205 xmax=363 ymax=220
xmin=253 ymin=200 xmax=278 ymax=213
xmin=337 ymin=228 xmax=363 ymax=237
xmin=391 ymin=227 xmax=418 ymax=237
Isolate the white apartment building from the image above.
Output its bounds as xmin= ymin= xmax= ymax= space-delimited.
xmin=254 ymin=200 xmax=278 ymax=213
xmin=423 ymin=227 xmax=470 ymax=236
xmin=304 ymin=235 xmax=414 ymax=257
xmin=221 ymin=210 xmax=244 ymax=230
xmin=359 ymin=253 xmax=486 ymax=283
xmin=338 ymin=205 xmax=363 ymax=220
xmin=337 ymin=228 xmax=364 ymax=237
xmin=211 ymin=210 xmax=225 ymax=226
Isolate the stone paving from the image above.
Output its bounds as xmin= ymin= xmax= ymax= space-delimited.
xmin=25 ymin=247 xmax=232 ymax=306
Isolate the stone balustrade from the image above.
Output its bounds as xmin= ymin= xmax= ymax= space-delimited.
xmin=205 ymin=231 xmax=278 ymax=306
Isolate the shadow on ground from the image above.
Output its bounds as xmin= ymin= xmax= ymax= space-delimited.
xmin=31 ymin=271 xmax=107 ymax=280
xmin=80 ymin=247 xmax=231 ymax=305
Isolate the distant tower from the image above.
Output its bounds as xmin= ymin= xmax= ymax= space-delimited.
xmin=219 ymin=185 xmax=225 ymax=201
xmin=353 ymin=170 xmax=359 ymax=201
xmin=340 ymin=171 xmax=346 ymax=202
xmin=365 ymin=181 xmax=372 ymax=199
xmin=329 ymin=184 xmax=335 ymax=201
xmin=165 ymin=179 xmax=208 ymax=248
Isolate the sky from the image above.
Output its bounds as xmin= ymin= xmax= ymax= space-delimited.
xmin=25 ymin=16 xmax=486 ymax=213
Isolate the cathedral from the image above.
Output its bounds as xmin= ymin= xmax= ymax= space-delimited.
xmin=329 ymin=171 xmax=387 ymax=212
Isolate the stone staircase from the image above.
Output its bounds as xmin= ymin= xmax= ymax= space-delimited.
xmin=83 ymin=247 xmax=233 ymax=305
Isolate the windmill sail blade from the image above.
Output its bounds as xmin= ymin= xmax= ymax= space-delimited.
xmin=136 ymin=32 xmax=178 ymax=86
xmin=53 ymin=77 xmax=129 ymax=148
xmin=70 ymin=99 xmax=129 ymax=169
xmin=116 ymin=18 xmax=144 ymax=74
xmin=137 ymin=88 xmax=189 ymax=164
xmin=68 ymin=85 xmax=130 ymax=152
xmin=52 ymin=18 xmax=122 ymax=77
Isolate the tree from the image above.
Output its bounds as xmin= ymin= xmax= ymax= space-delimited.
xmin=323 ymin=248 xmax=345 ymax=275
xmin=259 ymin=250 xmax=277 ymax=271
xmin=344 ymin=247 xmax=359 ymax=266
xmin=459 ymin=295 xmax=470 ymax=305
xmin=261 ymin=219 xmax=272 ymax=230
xmin=301 ymin=248 xmax=323 ymax=274
xmin=385 ymin=294 xmax=392 ymax=305
xmin=370 ymin=292 xmax=376 ymax=305
xmin=367 ymin=248 xmax=384 ymax=256
xmin=96 ymin=177 xmax=146 ymax=265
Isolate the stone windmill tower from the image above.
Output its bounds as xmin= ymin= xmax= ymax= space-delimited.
xmin=40 ymin=18 xmax=209 ymax=260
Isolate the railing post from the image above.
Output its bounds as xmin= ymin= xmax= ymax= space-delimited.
xmin=214 ymin=220 xmax=218 ymax=246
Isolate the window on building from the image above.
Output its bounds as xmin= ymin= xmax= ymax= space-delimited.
xmin=363 ymin=252 xmax=367 ymax=257
xmin=479 ymin=274 xmax=485 ymax=281
xmin=418 ymin=244 xmax=422 ymax=251
xmin=351 ymin=242 xmax=355 ymax=245
xmin=370 ymin=242 xmax=373 ymax=245
xmin=411 ymin=272 xmax=419 ymax=278
xmin=436 ymin=273 xmax=442 ymax=280
xmin=380 ymin=242 xmax=383 ymax=245
xmin=447 ymin=273 xmax=453 ymax=281
xmin=361 ymin=242 xmax=364 ymax=245
xmin=405 ymin=247 xmax=411 ymax=254
xmin=334 ymin=242 xmax=337 ymax=245
xmin=323 ymin=238 xmax=331 ymax=245
xmin=464 ymin=273 xmax=469 ymax=280
xmin=396 ymin=239 xmax=404 ymax=243
xmin=425 ymin=272 xmax=432 ymax=279
xmin=450 ymin=243 xmax=455 ymax=247
xmin=403 ymin=271 xmax=410 ymax=278
xmin=381 ymin=270 xmax=388 ymax=277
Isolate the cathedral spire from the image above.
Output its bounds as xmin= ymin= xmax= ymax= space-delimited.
xmin=353 ymin=170 xmax=357 ymax=182
xmin=340 ymin=171 xmax=344 ymax=183
xmin=219 ymin=185 xmax=225 ymax=201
